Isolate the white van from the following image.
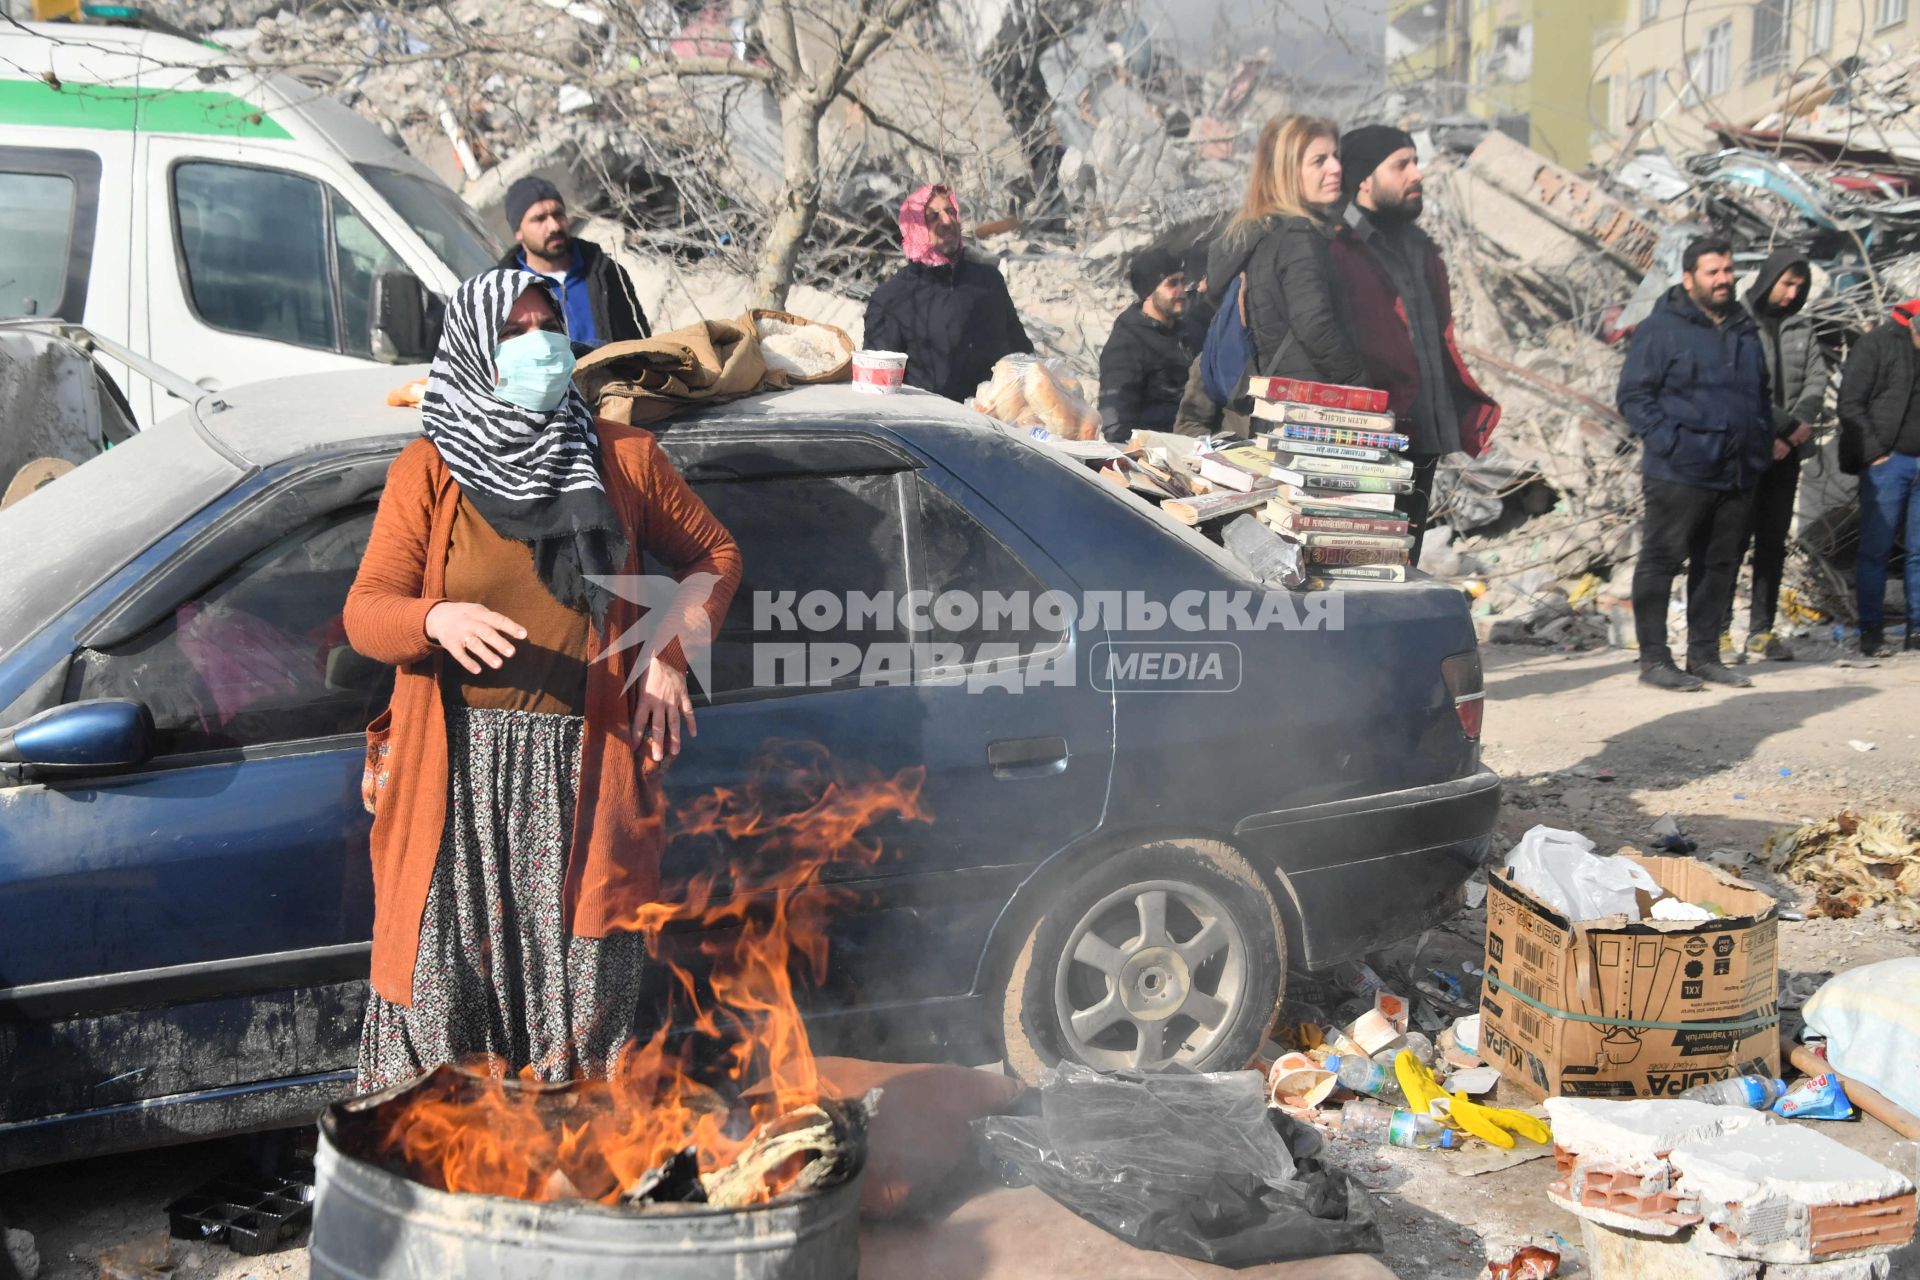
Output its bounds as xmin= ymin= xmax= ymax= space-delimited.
xmin=0 ymin=21 xmax=501 ymax=426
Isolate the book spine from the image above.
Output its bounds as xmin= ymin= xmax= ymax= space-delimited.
xmin=1277 ymin=423 xmax=1412 ymax=452
xmin=1313 ymin=564 xmax=1410 ymax=583
xmin=1273 ymin=453 xmax=1415 ymax=481
xmin=1256 ymin=434 xmax=1389 ymax=463
xmin=1275 ymin=470 xmax=1413 ymax=495
xmin=1253 ymin=401 xmax=1400 ymax=430
xmin=1308 ymin=546 xmax=1412 ymax=566
xmin=1276 ymin=486 xmax=1400 ymax=513
xmin=1264 ymin=509 xmax=1412 ymax=536
xmin=1299 ymin=532 xmax=1417 ymax=550
xmin=1246 ymin=376 xmax=1391 ymax=413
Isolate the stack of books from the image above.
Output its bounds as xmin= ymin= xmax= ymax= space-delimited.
xmin=1247 ymin=377 xmax=1415 ymax=583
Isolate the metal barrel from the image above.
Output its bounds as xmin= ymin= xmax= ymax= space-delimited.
xmin=310 ymin=1125 xmax=863 ymax=1280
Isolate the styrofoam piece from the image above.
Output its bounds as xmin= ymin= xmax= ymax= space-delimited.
xmin=1446 ymin=1065 xmax=1502 ymax=1095
xmin=1671 ymin=1125 xmax=1915 ymax=1209
xmin=1544 ymin=1098 xmax=1772 ymax=1172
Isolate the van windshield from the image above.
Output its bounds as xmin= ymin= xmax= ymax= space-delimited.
xmin=354 ymin=166 xmax=499 ymax=279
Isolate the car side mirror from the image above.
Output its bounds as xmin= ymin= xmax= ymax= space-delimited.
xmin=0 ymin=698 xmax=153 ymax=779
xmin=370 ymin=272 xmax=441 ymax=364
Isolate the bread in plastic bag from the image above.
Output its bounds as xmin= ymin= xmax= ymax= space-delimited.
xmin=970 ymin=356 xmax=1100 ymax=440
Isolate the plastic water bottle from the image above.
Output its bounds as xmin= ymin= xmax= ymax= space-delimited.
xmin=1325 ymin=1054 xmax=1409 ymax=1107
xmin=1679 ymin=1075 xmax=1788 ymax=1108
xmin=1340 ymin=1099 xmax=1456 ymax=1150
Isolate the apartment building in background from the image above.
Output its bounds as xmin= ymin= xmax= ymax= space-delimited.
xmin=1388 ymin=0 xmax=1620 ymax=165
xmin=1391 ymin=1 xmax=1919 ymax=168
xmin=1592 ymin=0 xmax=1915 ymax=164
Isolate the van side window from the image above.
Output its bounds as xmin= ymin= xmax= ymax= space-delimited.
xmin=176 ymin=163 xmax=335 ymax=349
xmin=0 ymin=146 xmax=102 ymax=321
xmin=172 ymin=163 xmax=407 ymax=356
xmin=333 ymin=201 xmax=404 ymax=358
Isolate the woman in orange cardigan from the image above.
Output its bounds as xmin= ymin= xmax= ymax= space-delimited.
xmin=345 ymin=269 xmax=741 ymax=1092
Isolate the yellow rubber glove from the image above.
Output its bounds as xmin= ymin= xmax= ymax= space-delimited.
xmin=1393 ymin=1049 xmax=1450 ymax=1119
xmin=1444 ymin=1092 xmax=1552 ymax=1150
xmin=1393 ymin=1049 xmax=1552 ymax=1149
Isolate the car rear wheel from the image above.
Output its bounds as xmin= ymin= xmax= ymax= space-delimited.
xmin=997 ymin=839 xmax=1288 ymax=1085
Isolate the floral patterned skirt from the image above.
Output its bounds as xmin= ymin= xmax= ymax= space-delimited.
xmin=356 ymin=706 xmax=649 ymax=1094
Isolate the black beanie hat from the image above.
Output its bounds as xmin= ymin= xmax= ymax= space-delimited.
xmin=1128 ymin=247 xmax=1183 ymax=300
xmin=505 ymin=176 xmax=564 ymax=233
xmin=1339 ymin=124 xmax=1416 ymax=198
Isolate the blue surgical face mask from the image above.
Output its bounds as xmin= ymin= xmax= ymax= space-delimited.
xmin=493 ymin=329 xmax=577 ymax=412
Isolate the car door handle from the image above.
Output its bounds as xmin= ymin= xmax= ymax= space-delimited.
xmin=988 ymin=735 xmax=1068 ymax=780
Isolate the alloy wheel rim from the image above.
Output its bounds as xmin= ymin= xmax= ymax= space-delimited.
xmin=1052 ymin=878 xmax=1248 ymax=1072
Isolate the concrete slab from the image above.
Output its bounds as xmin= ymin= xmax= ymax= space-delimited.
xmin=859 ymin=1186 xmax=1396 ymax=1280
xmin=1546 ymin=1098 xmax=1774 ymax=1173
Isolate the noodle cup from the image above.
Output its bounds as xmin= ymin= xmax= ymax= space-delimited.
xmin=851 ymin=350 xmax=908 ymax=394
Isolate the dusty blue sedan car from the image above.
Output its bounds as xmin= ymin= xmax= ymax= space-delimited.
xmin=0 ymin=365 xmax=1499 ymax=1171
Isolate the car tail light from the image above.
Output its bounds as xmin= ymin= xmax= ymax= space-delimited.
xmin=1441 ymin=650 xmax=1483 ymax=741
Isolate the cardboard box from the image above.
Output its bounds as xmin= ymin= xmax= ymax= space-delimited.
xmin=1480 ymin=854 xmax=1779 ymax=1101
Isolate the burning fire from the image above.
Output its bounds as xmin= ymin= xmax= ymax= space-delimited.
xmin=375 ymin=740 xmax=930 ymax=1204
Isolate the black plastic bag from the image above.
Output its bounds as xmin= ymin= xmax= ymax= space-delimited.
xmin=974 ymin=1064 xmax=1382 ymax=1266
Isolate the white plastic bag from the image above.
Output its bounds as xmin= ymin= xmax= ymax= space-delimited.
xmin=1504 ymin=825 xmax=1660 ymax=921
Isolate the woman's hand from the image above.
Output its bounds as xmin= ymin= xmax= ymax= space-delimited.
xmin=633 ymin=655 xmax=695 ymax=763
xmin=425 ymin=601 xmax=527 ymax=675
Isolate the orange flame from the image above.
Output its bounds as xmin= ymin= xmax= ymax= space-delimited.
xmin=376 ymin=740 xmax=930 ymax=1204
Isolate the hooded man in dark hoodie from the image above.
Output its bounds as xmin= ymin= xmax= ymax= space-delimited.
xmin=1724 ymin=249 xmax=1828 ymax=662
xmin=1098 ymin=248 xmax=1198 ymax=439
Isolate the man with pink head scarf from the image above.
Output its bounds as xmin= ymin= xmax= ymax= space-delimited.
xmin=864 ymin=183 xmax=1032 ymax=401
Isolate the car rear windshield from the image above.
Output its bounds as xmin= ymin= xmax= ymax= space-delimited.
xmin=990 ymin=423 xmax=1264 ymax=581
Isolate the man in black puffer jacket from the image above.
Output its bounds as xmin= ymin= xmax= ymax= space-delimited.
xmin=1097 ymin=248 xmax=1197 ymax=439
xmin=1616 ymin=235 xmax=1774 ymax=692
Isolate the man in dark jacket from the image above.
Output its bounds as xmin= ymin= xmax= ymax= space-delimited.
xmin=499 ymin=176 xmax=650 ymax=349
xmin=1725 ymin=249 xmax=1829 ymax=662
xmin=1836 ymin=298 xmax=1920 ymax=655
xmin=1098 ymin=248 xmax=1196 ymax=439
xmin=1331 ymin=124 xmax=1502 ymax=560
xmin=863 ymin=184 xmax=1032 ymax=401
xmin=1616 ymin=235 xmax=1775 ymax=691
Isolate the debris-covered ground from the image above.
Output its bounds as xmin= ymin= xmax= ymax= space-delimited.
xmin=6 ymin=645 xmax=1917 ymax=1280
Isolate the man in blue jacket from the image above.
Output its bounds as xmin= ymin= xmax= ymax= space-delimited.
xmin=1616 ymin=236 xmax=1775 ymax=691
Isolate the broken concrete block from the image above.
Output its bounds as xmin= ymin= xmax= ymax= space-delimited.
xmin=1545 ymin=1099 xmax=1773 ymax=1176
xmin=1670 ymin=1125 xmax=1916 ymax=1264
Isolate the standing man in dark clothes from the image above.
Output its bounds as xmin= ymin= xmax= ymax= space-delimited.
xmin=1097 ymin=248 xmax=1197 ymax=438
xmin=498 ymin=176 xmax=650 ymax=348
xmin=863 ymin=184 xmax=1032 ymax=401
xmin=1725 ymin=250 xmax=1829 ymax=662
xmin=1836 ymin=298 xmax=1920 ymax=655
xmin=1329 ymin=124 xmax=1501 ymax=561
xmin=1616 ymin=235 xmax=1775 ymax=691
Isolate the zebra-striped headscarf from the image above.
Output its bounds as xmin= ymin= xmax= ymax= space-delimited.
xmin=422 ymin=269 xmax=628 ymax=623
